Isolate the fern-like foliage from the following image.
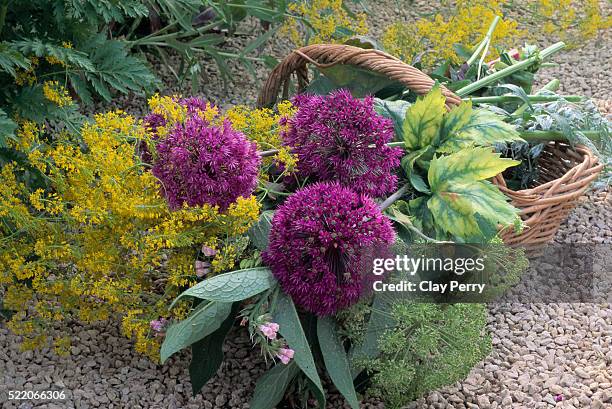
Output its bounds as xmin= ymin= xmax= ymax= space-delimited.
xmin=79 ymin=35 xmax=160 ymax=102
xmin=0 ymin=44 xmax=30 ymax=77
xmin=0 ymin=109 xmax=18 ymax=148
xmin=61 ymin=0 xmax=148 ymax=24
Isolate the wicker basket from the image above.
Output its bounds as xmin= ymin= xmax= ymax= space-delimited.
xmin=257 ymin=44 xmax=604 ymax=245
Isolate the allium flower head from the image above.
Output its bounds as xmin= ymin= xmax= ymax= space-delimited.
xmin=282 ymin=89 xmax=402 ymax=198
xmin=152 ymin=114 xmax=260 ymax=210
xmin=263 ymin=182 xmax=395 ymax=316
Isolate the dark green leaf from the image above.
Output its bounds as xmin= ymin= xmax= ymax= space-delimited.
xmin=317 ymin=317 xmax=359 ymax=409
xmin=320 ymin=65 xmax=395 ymax=98
xmin=274 ymin=292 xmax=325 ymax=407
xmin=160 ymin=301 xmax=232 ymax=363
xmin=189 ymin=310 xmax=236 ymax=395
xmin=248 ymin=210 xmax=274 ymax=251
xmin=250 ymin=362 xmax=299 ymax=409
xmin=373 ymin=98 xmax=412 ymax=140
xmin=350 ymin=294 xmax=395 ymax=378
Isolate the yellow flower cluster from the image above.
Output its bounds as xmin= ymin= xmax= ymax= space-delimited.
xmin=42 ymin=80 xmax=73 ymax=107
xmin=14 ymin=57 xmax=39 ymax=86
xmin=534 ymin=0 xmax=611 ymax=43
xmin=383 ymin=1 xmax=522 ymax=67
xmin=0 ymin=113 xmax=260 ymax=359
xmin=280 ymin=0 xmax=368 ymax=45
xmin=382 ymin=0 xmax=610 ymax=68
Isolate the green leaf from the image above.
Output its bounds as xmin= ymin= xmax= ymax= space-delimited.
xmin=373 ymin=98 xmax=412 ymax=140
xmin=0 ymin=109 xmax=18 ymax=148
xmin=171 ymin=267 xmax=276 ymax=307
xmin=343 ymin=35 xmax=383 ymax=50
xmin=0 ymin=43 xmax=30 ymax=77
xmin=438 ymin=108 xmax=522 ymax=153
xmin=247 ymin=210 xmax=274 ymax=250
xmin=160 ymin=301 xmax=232 ymax=363
xmin=189 ymin=310 xmax=235 ymax=394
xmin=274 ymin=292 xmax=325 ymax=407
xmin=401 ymin=147 xmax=431 ymax=194
xmin=319 ymin=65 xmax=395 ymax=98
xmin=402 ymin=86 xmax=446 ymax=150
xmin=317 ymin=317 xmax=359 ymax=409
xmin=250 ymin=362 xmax=300 ymax=409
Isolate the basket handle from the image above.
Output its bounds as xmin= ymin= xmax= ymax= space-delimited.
xmin=257 ymin=44 xmax=463 ymax=109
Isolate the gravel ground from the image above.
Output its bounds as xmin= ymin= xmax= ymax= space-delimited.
xmin=1 ymin=1 xmax=611 ymax=408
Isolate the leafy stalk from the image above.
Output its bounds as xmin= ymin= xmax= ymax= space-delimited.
xmin=466 ymin=16 xmax=500 ymax=67
xmin=456 ymin=42 xmax=566 ymax=97
xmin=512 ymin=79 xmax=560 ymax=117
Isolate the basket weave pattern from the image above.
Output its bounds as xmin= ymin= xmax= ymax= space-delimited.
xmin=258 ymin=44 xmax=604 ymax=245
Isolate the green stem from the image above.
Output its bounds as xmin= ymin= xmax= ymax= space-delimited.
xmin=456 ymin=42 xmax=566 ymax=97
xmin=520 ymin=130 xmax=602 ymax=144
xmin=512 ymin=79 xmax=560 ymax=117
xmin=379 ymin=184 xmax=409 ymax=211
xmin=467 ymin=94 xmax=582 ymax=104
xmin=466 ymin=16 xmax=501 ymax=66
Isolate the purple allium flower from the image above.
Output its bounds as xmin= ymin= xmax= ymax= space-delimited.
xmin=282 ymin=89 xmax=402 ymax=198
xmin=262 ymin=182 xmax=395 ymax=316
xmin=152 ymin=115 xmax=260 ymax=210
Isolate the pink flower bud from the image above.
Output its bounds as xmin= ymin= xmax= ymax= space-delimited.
xmin=201 ymin=245 xmax=216 ymax=257
xmin=276 ymin=347 xmax=295 ymax=364
xmin=258 ymin=324 xmax=277 ymax=340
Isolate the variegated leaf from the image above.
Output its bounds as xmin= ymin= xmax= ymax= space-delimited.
xmin=402 ymin=86 xmax=445 ymax=150
xmin=428 ymin=147 xmax=520 ymax=191
xmin=438 ymin=106 xmax=523 ymax=153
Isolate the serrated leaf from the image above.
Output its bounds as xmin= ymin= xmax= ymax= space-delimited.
xmin=428 ymin=147 xmax=520 ymax=191
xmin=171 ymin=267 xmax=276 ymax=308
xmin=189 ymin=309 xmax=235 ymax=395
xmin=426 ymin=148 xmax=520 ymax=239
xmin=250 ymin=362 xmax=299 ymax=409
xmin=439 ymin=101 xmax=473 ymax=143
xmin=402 ymin=86 xmax=445 ymax=150
xmin=427 ymin=189 xmax=482 ymax=239
xmin=160 ymin=301 xmax=232 ymax=363
xmin=274 ymin=292 xmax=325 ymax=407
xmin=247 ymin=210 xmax=274 ymax=250
xmin=317 ymin=317 xmax=359 ymax=409
xmin=0 ymin=109 xmax=18 ymax=148
xmin=438 ymin=108 xmax=522 ymax=153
